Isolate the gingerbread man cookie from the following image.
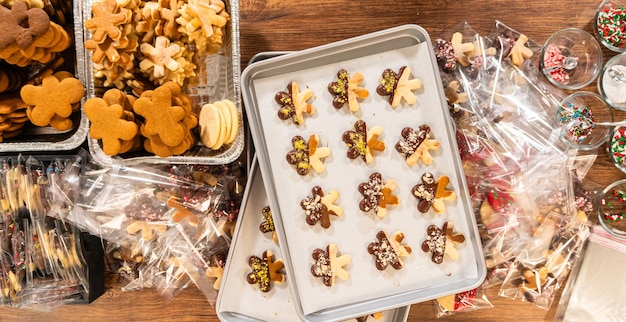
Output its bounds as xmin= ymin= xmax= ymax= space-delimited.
xmin=376 ymin=66 xmax=422 ymax=107
xmin=395 ymin=124 xmax=440 ymax=166
xmin=367 ymin=230 xmax=412 ymax=270
xmin=167 ymin=196 xmax=200 ymax=226
xmin=85 ymin=0 xmax=131 ymax=43
xmin=247 ymin=250 xmax=285 ymax=292
xmin=84 ymin=94 xmax=139 ymax=156
xmin=311 ymin=244 xmax=351 ymax=287
xmin=286 ymin=134 xmax=331 ymax=175
xmin=0 ymin=0 xmax=50 ymax=50
xmin=275 ymin=81 xmax=315 ymax=125
xmin=509 ymin=34 xmax=534 ymax=67
xmin=126 ymin=220 xmax=168 ymax=241
xmin=301 ymin=186 xmax=343 ymax=229
xmin=342 ymin=119 xmax=385 ymax=164
xmin=411 ymin=173 xmax=456 ymax=214
xmin=358 ymin=172 xmax=399 ymax=219
xmin=327 ymin=69 xmax=369 ymax=112
xmin=421 ymin=221 xmax=465 ymax=264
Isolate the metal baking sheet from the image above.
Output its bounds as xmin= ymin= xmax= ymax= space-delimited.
xmin=83 ymin=0 xmax=244 ymax=166
xmin=0 ymin=0 xmax=89 ymax=152
xmin=216 ymin=157 xmax=410 ymax=322
xmin=241 ymin=24 xmax=486 ymax=321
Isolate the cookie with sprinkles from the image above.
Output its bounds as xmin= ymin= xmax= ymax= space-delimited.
xmin=300 ymin=186 xmax=343 ymax=229
xmin=246 ymin=250 xmax=285 ymax=292
xmin=411 ymin=172 xmax=457 ymax=214
xmin=395 ymin=124 xmax=440 ymax=166
xmin=259 ymin=206 xmax=278 ymax=243
xmin=286 ymin=134 xmax=331 ymax=175
xmin=358 ymin=172 xmax=399 ymax=219
xmin=367 ymin=230 xmax=412 ymax=270
xmin=310 ymin=244 xmax=351 ymax=287
xmin=275 ymin=81 xmax=315 ymax=125
xmin=421 ymin=221 xmax=465 ymax=264
xmin=342 ymin=119 xmax=385 ymax=163
xmin=327 ymin=69 xmax=369 ymax=112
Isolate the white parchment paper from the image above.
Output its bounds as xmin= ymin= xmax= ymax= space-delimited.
xmin=218 ymin=163 xmax=406 ymax=322
xmin=251 ymin=42 xmax=480 ymax=315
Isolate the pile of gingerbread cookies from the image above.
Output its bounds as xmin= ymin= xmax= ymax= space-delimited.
xmin=0 ymin=0 xmax=86 ymax=142
xmin=83 ymin=0 xmax=237 ymax=157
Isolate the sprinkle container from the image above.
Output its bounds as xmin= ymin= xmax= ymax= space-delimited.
xmin=557 ymin=91 xmax=613 ymax=150
xmin=597 ymin=179 xmax=626 ymax=239
xmin=595 ymin=0 xmax=626 ymax=53
xmin=541 ymin=28 xmax=603 ymax=90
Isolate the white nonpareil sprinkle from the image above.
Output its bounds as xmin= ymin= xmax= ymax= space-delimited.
xmin=603 ymin=64 xmax=626 ymax=104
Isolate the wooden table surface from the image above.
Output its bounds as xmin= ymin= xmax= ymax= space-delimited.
xmin=2 ymin=0 xmax=625 ymax=321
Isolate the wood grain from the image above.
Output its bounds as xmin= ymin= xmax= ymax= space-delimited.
xmin=2 ymin=0 xmax=625 ymax=321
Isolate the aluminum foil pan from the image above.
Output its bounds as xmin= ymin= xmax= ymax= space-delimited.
xmin=83 ymin=0 xmax=243 ymax=166
xmin=0 ymin=0 xmax=89 ymax=152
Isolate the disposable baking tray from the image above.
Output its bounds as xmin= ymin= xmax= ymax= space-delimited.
xmin=241 ymin=24 xmax=486 ymax=321
xmin=0 ymin=0 xmax=89 ymax=152
xmin=216 ymin=157 xmax=410 ymax=322
xmin=83 ymin=0 xmax=243 ymax=166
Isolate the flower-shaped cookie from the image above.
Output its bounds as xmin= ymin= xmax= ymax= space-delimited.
xmin=411 ymin=172 xmax=456 ymax=214
xmin=421 ymin=221 xmax=465 ymax=264
xmin=286 ymin=134 xmax=331 ymax=175
xmin=367 ymin=230 xmax=412 ymax=270
xmin=376 ymin=66 xmax=422 ymax=107
xmin=342 ymin=119 xmax=385 ymax=163
xmin=247 ymin=250 xmax=285 ymax=292
xmin=139 ymin=36 xmax=182 ymax=79
xmin=21 ymin=75 xmax=84 ymax=130
xmin=275 ymin=81 xmax=315 ymax=125
xmin=395 ymin=124 xmax=440 ymax=166
xmin=358 ymin=172 xmax=399 ymax=219
xmin=301 ymin=186 xmax=343 ymax=229
xmin=311 ymin=244 xmax=351 ymax=287
xmin=327 ymin=69 xmax=369 ymax=112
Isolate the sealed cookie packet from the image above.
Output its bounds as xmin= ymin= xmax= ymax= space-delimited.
xmin=43 ymin=149 xmax=239 ymax=305
xmin=498 ymin=211 xmax=589 ymax=310
xmin=432 ymin=20 xmax=597 ymax=316
xmin=0 ymin=155 xmax=91 ymax=309
xmin=433 ymin=286 xmax=494 ymax=318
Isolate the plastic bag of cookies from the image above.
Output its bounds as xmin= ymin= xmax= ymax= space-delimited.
xmin=82 ymin=0 xmax=243 ymax=166
xmin=0 ymin=0 xmax=89 ymax=151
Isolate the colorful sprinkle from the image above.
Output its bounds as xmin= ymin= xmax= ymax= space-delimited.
xmin=596 ymin=6 xmax=626 ymax=48
xmin=611 ymin=127 xmax=626 ymax=165
xmin=558 ymin=102 xmax=595 ymax=143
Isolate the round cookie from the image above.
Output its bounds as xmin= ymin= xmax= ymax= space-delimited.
xmin=198 ymin=102 xmax=224 ymax=149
